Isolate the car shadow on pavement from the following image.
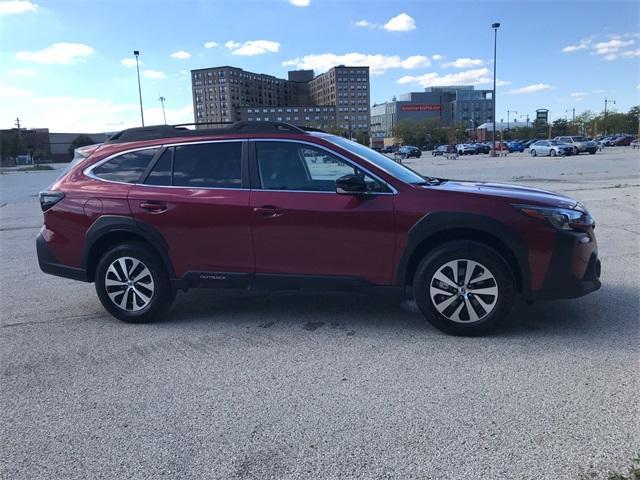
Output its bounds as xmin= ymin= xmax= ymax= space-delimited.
xmin=156 ymin=285 xmax=638 ymax=341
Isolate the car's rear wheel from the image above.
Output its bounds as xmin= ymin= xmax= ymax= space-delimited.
xmin=573 ymin=147 xmax=579 ymax=155
xmin=413 ymin=241 xmax=515 ymax=336
xmin=531 ymin=149 xmax=537 ymax=156
xmin=550 ymin=149 xmax=557 ymax=157
xmin=95 ymin=242 xmax=175 ymax=323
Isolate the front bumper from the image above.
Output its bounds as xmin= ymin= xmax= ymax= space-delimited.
xmin=36 ymin=232 xmax=88 ymax=282
xmin=529 ymin=228 xmax=601 ymax=301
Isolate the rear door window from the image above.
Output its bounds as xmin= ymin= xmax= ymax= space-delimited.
xmin=172 ymin=142 xmax=242 ymax=188
xmin=145 ymin=148 xmax=172 ymax=186
xmin=92 ymin=148 xmax=159 ymax=183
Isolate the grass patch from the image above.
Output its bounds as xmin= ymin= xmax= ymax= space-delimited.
xmin=579 ymin=453 xmax=640 ymax=480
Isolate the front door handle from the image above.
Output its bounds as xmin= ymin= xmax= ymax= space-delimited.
xmin=140 ymin=201 xmax=167 ymax=213
xmin=254 ymin=205 xmax=284 ymax=218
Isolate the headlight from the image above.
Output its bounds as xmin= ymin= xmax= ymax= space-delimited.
xmin=513 ymin=204 xmax=594 ymax=231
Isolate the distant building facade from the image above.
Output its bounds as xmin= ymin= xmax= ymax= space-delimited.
xmin=370 ymin=85 xmax=493 ymax=145
xmin=191 ymin=65 xmax=370 ymax=135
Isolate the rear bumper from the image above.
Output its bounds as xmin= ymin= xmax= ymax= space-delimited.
xmin=36 ymin=232 xmax=89 ymax=282
xmin=528 ymin=229 xmax=601 ymax=301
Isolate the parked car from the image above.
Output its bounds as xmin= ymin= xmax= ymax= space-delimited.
xmin=398 ymin=145 xmax=422 ymax=158
xmin=602 ymin=136 xmax=621 ymax=146
xmin=612 ymin=135 xmax=634 ymax=146
xmin=432 ymin=145 xmax=456 ymax=156
xmin=456 ymin=144 xmax=477 ymax=155
xmin=36 ymin=121 xmax=601 ymax=336
xmin=471 ymin=143 xmax=491 ymax=154
xmin=381 ymin=146 xmax=398 ymax=154
xmin=631 ymin=139 xmax=639 ymax=149
xmin=554 ymin=136 xmax=597 ymax=155
xmin=506 ymin=141 xmax=524 ymax=153
xmin=529 ymin=140 xmax=573 ymax=157
xmin=521 ymin=139 xmax=541 ymax=149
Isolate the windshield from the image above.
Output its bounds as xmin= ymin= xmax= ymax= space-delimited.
xmin=323 ymin=135 xmax=426 ymax=184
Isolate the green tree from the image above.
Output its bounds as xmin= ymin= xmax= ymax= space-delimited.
xmin=392 ymin=120 xmax=425 ymax=146
xmin=68 ymin=134 xmax=95 ymax=155
xmin=0 ymin=130 xmax=27 ymax=161
xmin=355 ymin=131 xmax=370 ymax=146
xmin=551 ymin=118 xmax=569 ymax=137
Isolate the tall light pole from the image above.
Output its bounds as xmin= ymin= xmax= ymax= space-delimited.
xmin=604 ymin=98 xmax=615 ymax=136
xmin=507 ymin=109 xmax=516 ymax=136
xmin=133 ymin=50 xmax=144 ymax=127
xmin=159 ymin=96 xmax=167 ymax=124
xmin=490 ymin=22 xmax=500 ymax=157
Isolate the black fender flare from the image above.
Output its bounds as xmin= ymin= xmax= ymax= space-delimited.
xmin=82 ymin=215 xmax=175 ymax=279
xmin=395 ymin=211 xmax=531 ymax=294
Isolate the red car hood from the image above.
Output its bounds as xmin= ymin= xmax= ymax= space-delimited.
xmin=429 ymin=180 xmax=579 ymax=209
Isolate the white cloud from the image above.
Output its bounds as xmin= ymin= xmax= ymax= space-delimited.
xmin=179 ymin=70 xmax=188 ymax=75
xmin=495 ymin=79 xmax=511 ymax=86
xmin=594 ymin=39 xmax=634 ymax=55
xmin=142 ymin=69 xmax=166 ymax=79
xmin=8 ymin=68 xmax=35 ymax=76
xmin=570 ymin=92 xmax=587 ymax=97
xmin=0 ymin=0 xmax=37 ymax=15
xmin=120 ymin=58 xmax=138 ymax=67
xmin=637 ymin=84 xmax=640 ymax=89
xmin=442 ymin=57 xmax=483 ymax=68
xmin=289 ymin=0 xmax=310 ymax=6
xmin=1 ymin=92 xmax=193 ymax=132
xmin=204 ymin=41 xmax=218 ymax=49
xmin=397 ymin=68 xmax=493 ymax=87
xmin=383 ymin=13 xmax=416 ymax=32
xmin=507 ymin=83 xmax=551 ymax=95
xmin=354 ymin=19 xmax=376 ymax=28
xmin=0 ymin=82 xmax=32 ymax=97
xmin=283 ymin=52 xmax=432 ymax=75
xmin=431 ymin=54 xmax=444 ymax=61
xmin=622 ymin=48 xmax=640 ymax=57
xmin=16 ymin=42 xmax=95 ymax=65
xmin=170 ymin=50 xmax=191 ymax=59
xmin=225 ymin=40 xmax=280 ymax=56
xmin=562 ymin=42 xmax=589 ymax=53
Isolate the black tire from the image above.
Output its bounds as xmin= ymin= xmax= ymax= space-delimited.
xmin=550 ymin=149 xmax=557 ymax=157
xmin=531 ymin=149 xmax=537 ymax=157
xmin=573 ymin=147 xmax=579 ymax=155
xmin=413 ymin=241 xmax=515 ymax=336
xmin=94 ymin=241 xmax=176 ymax=323
xmin=589 ymin=149 xmax=596 ymax=154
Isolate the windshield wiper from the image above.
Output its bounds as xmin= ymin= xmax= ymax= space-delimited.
xmin=414 ymin=177 xmax=444 ymax=185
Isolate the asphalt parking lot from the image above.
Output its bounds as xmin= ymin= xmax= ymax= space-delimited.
xmin=1 ymin=148 xmax=638 ymax=479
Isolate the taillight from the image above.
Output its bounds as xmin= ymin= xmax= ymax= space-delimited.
xmin=39 ymin=190 xmax=65 ymax=212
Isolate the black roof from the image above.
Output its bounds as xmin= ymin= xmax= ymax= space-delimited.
xmin=105 ymin=121 xmax=315 ymax=144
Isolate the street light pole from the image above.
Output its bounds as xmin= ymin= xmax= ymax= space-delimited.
xmin=134 ymin=50 xmax=144 ymax=127
xmin=159 ymin=96 xmax=167 ymax=124
xmin=490 ymin=22 xmax=500 ymax=157
xmin=604 ymin=98 xmax=615 ymax=136
xmin=507 ymin=109 xmax=516 ymax=136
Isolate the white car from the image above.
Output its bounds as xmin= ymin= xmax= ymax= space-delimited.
xmin=455 ymin=144 xmax=476 ymax=155
xmin=529 ymin=140 xmax=573 ymax=157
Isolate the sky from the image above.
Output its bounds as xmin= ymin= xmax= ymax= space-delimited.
xmin=0 ymin=0 xmax=638 ymax=133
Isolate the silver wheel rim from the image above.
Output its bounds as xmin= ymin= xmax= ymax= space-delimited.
xmin=429 ymin=259 xmax=499 ymax=323
xmin=105 ymin=257 xmax=155 ymax=312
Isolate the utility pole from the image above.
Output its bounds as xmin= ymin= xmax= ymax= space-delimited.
xmin=15 ymin=117 xmax=21 ymax=129
xmin=507 ymin=110 xmax=516 ymax=137
xmin=133 ymin=50 xmax=144 ymax=127
xmin=159 ymin=96 xmax=167 ymax=124
xmin=604 ymin=98 xmax=615 ymax=136
xmin=490 ymin=22 xmax=500 ymax=156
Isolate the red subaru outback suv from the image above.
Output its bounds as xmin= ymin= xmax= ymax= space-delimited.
xmin=37 ymin=122 xmax=601 ymax=335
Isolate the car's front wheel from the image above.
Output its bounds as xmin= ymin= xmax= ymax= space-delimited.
xmin=531 ymin=149 xmax=537 ymax=156
xmin=413 ymin=241 xmax=515 ymax=336
xmin=95 ymin=242 xmax=176 ymax=323
xmin=550 ymin=149 xmax=557 ymax=157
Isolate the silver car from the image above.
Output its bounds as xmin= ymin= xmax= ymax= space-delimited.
xmin=554 ymin=136 xmax=598 ymax=155
xmin=529 ymin=140 xmax=573 ymax=157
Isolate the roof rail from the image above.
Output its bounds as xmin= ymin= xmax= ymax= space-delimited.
xmin=104 ymin=121 xmax=310 ymax=144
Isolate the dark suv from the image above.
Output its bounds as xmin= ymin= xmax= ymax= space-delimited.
xmin=37 ymin=122 xmax=601 ymax=335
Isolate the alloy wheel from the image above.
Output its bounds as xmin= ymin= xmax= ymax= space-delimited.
xmin=104 ymin=256 xmax=155 ymax=311
xmin=429 ymin=259 xmax=499 ymax=323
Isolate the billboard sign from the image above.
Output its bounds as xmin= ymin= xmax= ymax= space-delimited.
xmin=400 ymin=104 xmax=441 ymax=112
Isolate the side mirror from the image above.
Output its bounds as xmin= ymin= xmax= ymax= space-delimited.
xmin=336 ymin=174 xmax=367 ymax=195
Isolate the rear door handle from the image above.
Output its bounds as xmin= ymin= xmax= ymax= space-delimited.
xmin=140 ymin=201 xmax=167 ymax=213
xmin=254 ymin=205 xmax=284 ymax=218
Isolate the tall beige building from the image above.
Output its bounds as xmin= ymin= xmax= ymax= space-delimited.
xmin=191 ymin=65 xmax=370 ymax=135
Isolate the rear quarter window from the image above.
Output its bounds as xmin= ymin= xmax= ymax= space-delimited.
xmin=91 ymin=148 xmax=159 ymax=183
